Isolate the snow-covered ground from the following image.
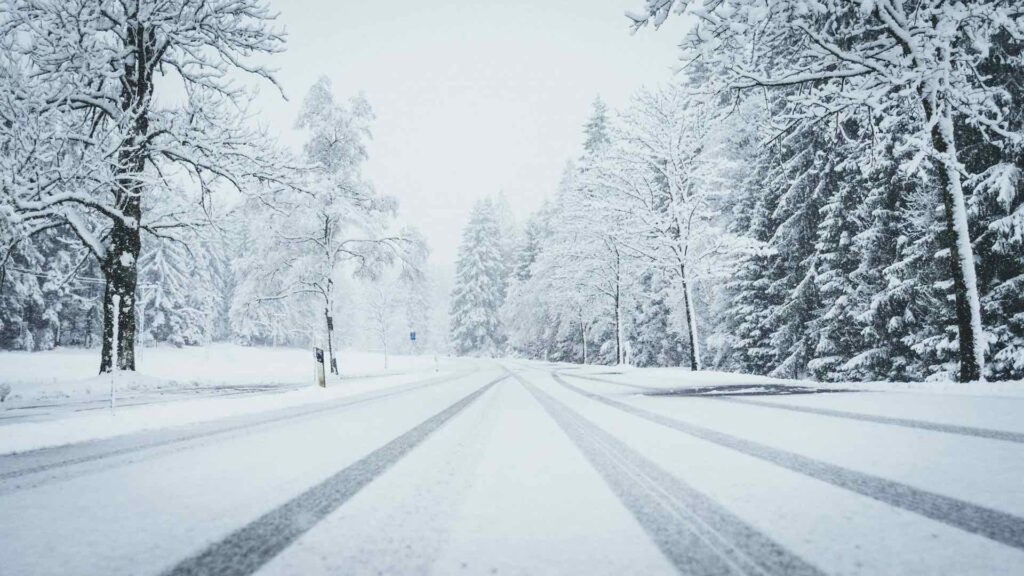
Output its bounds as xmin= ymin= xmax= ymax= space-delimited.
xmin=0 ymin=344 xmax=455 ymax=454
xmin=0 ymin=343 xmax=449 ymax=402
xmin=557 ymin=362 xmax=1024 ymax=397
xmin=2 ymin=358 xmax=1024 ymax=575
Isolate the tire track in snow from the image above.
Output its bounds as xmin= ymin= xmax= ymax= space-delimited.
xmin=0 ymin=369 xmax=475 ymax=490
xmin=258 ymin=375 xmax=501 ymax=575
xmin=570 ymin=372 xmax=1024 ymax=444
xmin=554 ymin=372 xmax=1024 ymax=552
xmin=518 ymin=374 xmax=824 ymax=576
xmin=162 ymin=374 xmax=506 ymax=576
xmin=715 ymin=396 xmax=1024 ymax=445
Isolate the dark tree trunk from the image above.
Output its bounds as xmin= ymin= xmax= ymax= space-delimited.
xmin=99 ymin=20 xmax=154 ymax=373
xmin=614 ymin=283 xmax=622 ymax=365
xmin=99 ymin=227 xmax=140 ymax=372
xmin=325 ymin=306 xmax=338 ymax=375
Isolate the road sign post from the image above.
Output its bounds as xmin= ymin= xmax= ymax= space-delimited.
xmin=314 ymin=347 xmax=326 ymax=388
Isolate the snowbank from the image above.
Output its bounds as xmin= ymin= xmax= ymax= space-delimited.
xmin=552 ymin=363 xmax=1024 ymax=397
xmin=0 ymin=369 xmax=459 ymax=455
xmin=0 ymin=344 xmax=459 ymax=454
xmin=0 ymin=343 xmax=450 ymax=403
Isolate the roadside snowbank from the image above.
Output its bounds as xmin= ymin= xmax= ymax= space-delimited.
xmin=553 ymin=363 xmax=1024 ymax=397
xmin=0 ymin=344 xmax=458 ymax=454
xmin=0 ymin=368 xmax=460 ymax=455
xmin=0 ymin=344 xmax=450 ymax=403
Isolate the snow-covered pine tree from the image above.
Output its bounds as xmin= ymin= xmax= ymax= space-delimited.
xmin=584 ymin=97 xmax=611 ymax=154
xmin=840 ymin=108 xmax=939 ymax=381
xmin=450 ymin=198 xmax=506 ymax=356
xmin=512 ymin=211 xmax=549 ymax=284
xmin=970 ymin=162 xmax=1024 ymax=379
xmin=575 ymin=98 xmax=632 ymax=365
xmin=764 ymin=187 xmax=821 ymax=380
xmin=0 ymin=222 xmax=104 ymax=350
xmin=627 ymin=269 xmax=685 ymax=368
xmin=137 ymin=234 xmax=218 ymax=347
xmin=806 ymin=127 xmax=871 ymax=381
xmin=962 ymin=30 xmax=1024 ymax=380
xmin=630 ymin=0 xmax=1024 ymax=381
xmin=502 ymin=207 xmax=556 ymax=359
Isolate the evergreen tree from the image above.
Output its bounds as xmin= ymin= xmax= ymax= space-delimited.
xmin=627 ymin=269 xmax=685 ymax=368
xmin=138 ymin=234 xmax=218 ymax=347
xmin=450 ymin=198 xmax=506 ymax=356
xmin=807 ymin=134 xmax=870 ymax=381
xmin=962 ymin=31 xmax=1024 ymax=380
xmin=583 ymin=97 xmax=610 ymax=154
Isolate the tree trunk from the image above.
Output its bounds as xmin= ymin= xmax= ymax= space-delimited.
xmin=99 ymin=20 xmax=153 ymax=374
xmin=680 ymin=264 xmax=702 ymax=371
xmin=924 ymin=98 xmax=985 ymax=382
xmin=614 ymin=284 xmax=623 ymax=365
xmin=99 ymin=221 xmax=140 ymax=372
xmin=324 ymin=306 xmax=337 ymax=375
xmin=579 ymin=311 xmax=588 ymax=365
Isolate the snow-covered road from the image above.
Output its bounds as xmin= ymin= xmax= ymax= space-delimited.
xmin=2 ymin=360 xmax=1023 ymax=575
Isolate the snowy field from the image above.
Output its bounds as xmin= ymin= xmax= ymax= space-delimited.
xmin=0 ymin=345 xmax=455 ymax=453
xmin=0 ymin=344 xmax=449 ymax=401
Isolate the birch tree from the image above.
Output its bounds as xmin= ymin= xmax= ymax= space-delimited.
xmin=585 ymin=86 xmax=746 ymax=370
xmin=235 ymin=78 xmax=420 ymax=373
xmin=536 ymin=169 xmax=636 ymax=365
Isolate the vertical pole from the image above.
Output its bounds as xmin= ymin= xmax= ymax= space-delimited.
xmin=138 ymin=292 xmax=144 ymax=366
xmin=110 ymin=294 xmax=120 ymax=412
xmin=580 ymin=311 xmax=588 ymax=365
xmin=314 ymin=347 xmax=326 ymax=388
xmin=324 ymin=308 xmax=335 ymax=374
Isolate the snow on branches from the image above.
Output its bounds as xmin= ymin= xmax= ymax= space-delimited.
xmin=0 ymin=0 xmax=292 ymax=372
xmin=629 ymin=0 xmax=1024 ymax=380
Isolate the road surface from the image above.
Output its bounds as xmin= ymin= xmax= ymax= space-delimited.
xmin=2 ymin=360 xmax=1023 ymax=575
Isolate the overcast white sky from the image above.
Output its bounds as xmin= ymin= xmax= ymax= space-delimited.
xmin=249 ymin=0 xmax=688 ymax=268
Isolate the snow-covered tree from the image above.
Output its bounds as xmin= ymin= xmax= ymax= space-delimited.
xmin=630 ymin=0 xmax=1024 ymax=381
xmin=517 ymin=161 xmax=637 ymax=365
xmin=627 ymin=268 xmax=685 ymax=367
xmin=450 ymin=198 xmax=506 ymax=356
xmin=0 ymin=0 xmax=290 ymax=372
xmin=584 ymin=86 xmax=749 ymax=370
xmin=366 ymin=281 xmax=398 ymax=370
xmin=233 ymin=78 xmax=421 ymax=372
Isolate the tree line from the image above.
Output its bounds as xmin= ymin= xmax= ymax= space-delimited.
xmin=0 ymin=0 xmax=428 ymax=371
xmin=450 ymin=1 xmax=1024 ymax=382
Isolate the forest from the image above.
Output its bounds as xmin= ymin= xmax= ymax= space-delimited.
xmin=3 ymin=0 xmax=1024 ymax=384
xmin=449 ymin=1 xmax=1024 ymax=383
xmin=0 ymin=2 xmax=434 ymax=376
